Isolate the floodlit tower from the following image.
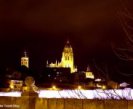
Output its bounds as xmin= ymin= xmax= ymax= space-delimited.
xmin=61 ymin=40 xmax=75 ymax=73
xmin=21 ymin=51 xmax=29 ymax=68
xmin=48 ymin=40 xmax=77 ymax=73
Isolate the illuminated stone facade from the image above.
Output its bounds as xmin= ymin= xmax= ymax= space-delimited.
xmin=21 ymin=51 xmax=29 ymax=68
xmin=47 ymin=41 xmax=77 ymax=73
xmin=85 ymin=67 xmax=94 ymax=79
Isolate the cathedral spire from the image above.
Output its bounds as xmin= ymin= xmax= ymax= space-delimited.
xmin=66 ymin=40 xmax=70 ymax=44
xmin=61 ymin=40 xmax=76 ymax=73
xmin=24 ymin=51 xmax=27 ymax=57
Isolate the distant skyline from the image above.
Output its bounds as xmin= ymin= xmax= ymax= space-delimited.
xmin=0 ymin=0 xmax=133 ymax=83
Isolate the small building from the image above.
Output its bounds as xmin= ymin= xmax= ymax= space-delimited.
xmin=8 ymin=80 xmax=23 ymax=91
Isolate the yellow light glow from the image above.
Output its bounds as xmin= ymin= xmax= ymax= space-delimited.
xmin=10 ymin=84 xmax=14 ymax=89
xmin=52 ymin=85 xmax=57 ymax=90
xmin=77 ymin=85 xmax=82 ymax=90
xmin=21 ymin=57 xmax=29 ymax=68
xmin=102 ymin=85 xmax=106 ymax=90
xmin=95 ymin=78 xmax=102 ymax=82
xmin=86 ymin=71 xmax=94 ymax=79
xmin=23 ymin=86 xmax=28 ymax=91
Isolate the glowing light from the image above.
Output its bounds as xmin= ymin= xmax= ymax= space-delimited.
xmin=77 ymin=85 xmax=82 ymax=90
xmin=9 ymin=80 xmax=23 ymax=91
xmin=86 ymin=71 xmax=94 ymax=79
xmin=102 ymin=85 xmax=106 ymax=90
xmin=21 ymin=51 xmax=29 ymax=68
xmin=0 ymin=92 xmax=21 ymax=97
xmin=95 ymin=78 xmax=102 ymax=82
xmin=23 ymin=86 xmax=28 ymax=91
xmin=120 ymin=82 xmax=129 ymax=88
xmin=52 ymin=85 xmax=57 ymax=90
xmin=10 ymin=84 xmax=14 ymax=89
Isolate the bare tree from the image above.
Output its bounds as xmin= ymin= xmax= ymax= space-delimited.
xmin=111 ymin=0 xmax=133 ymax=61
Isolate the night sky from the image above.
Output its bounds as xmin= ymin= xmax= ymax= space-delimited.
xmin=0 ymin=0 xmax=133 ymax=82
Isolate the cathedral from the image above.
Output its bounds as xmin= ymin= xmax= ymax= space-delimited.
xmin=47 ymin=40 xmax=77 ymax=73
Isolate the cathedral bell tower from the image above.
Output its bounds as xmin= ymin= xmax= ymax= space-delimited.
xmin=21 ymin=51 xmax=29 ymax=68
xmin=61 ymin=41 xmax=75 ymax=73
xmin=48 ymin=40 xmax=77 ymax=73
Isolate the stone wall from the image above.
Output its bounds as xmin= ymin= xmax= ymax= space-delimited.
xmin=0 ymin=97 xmax=132 ymax=109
